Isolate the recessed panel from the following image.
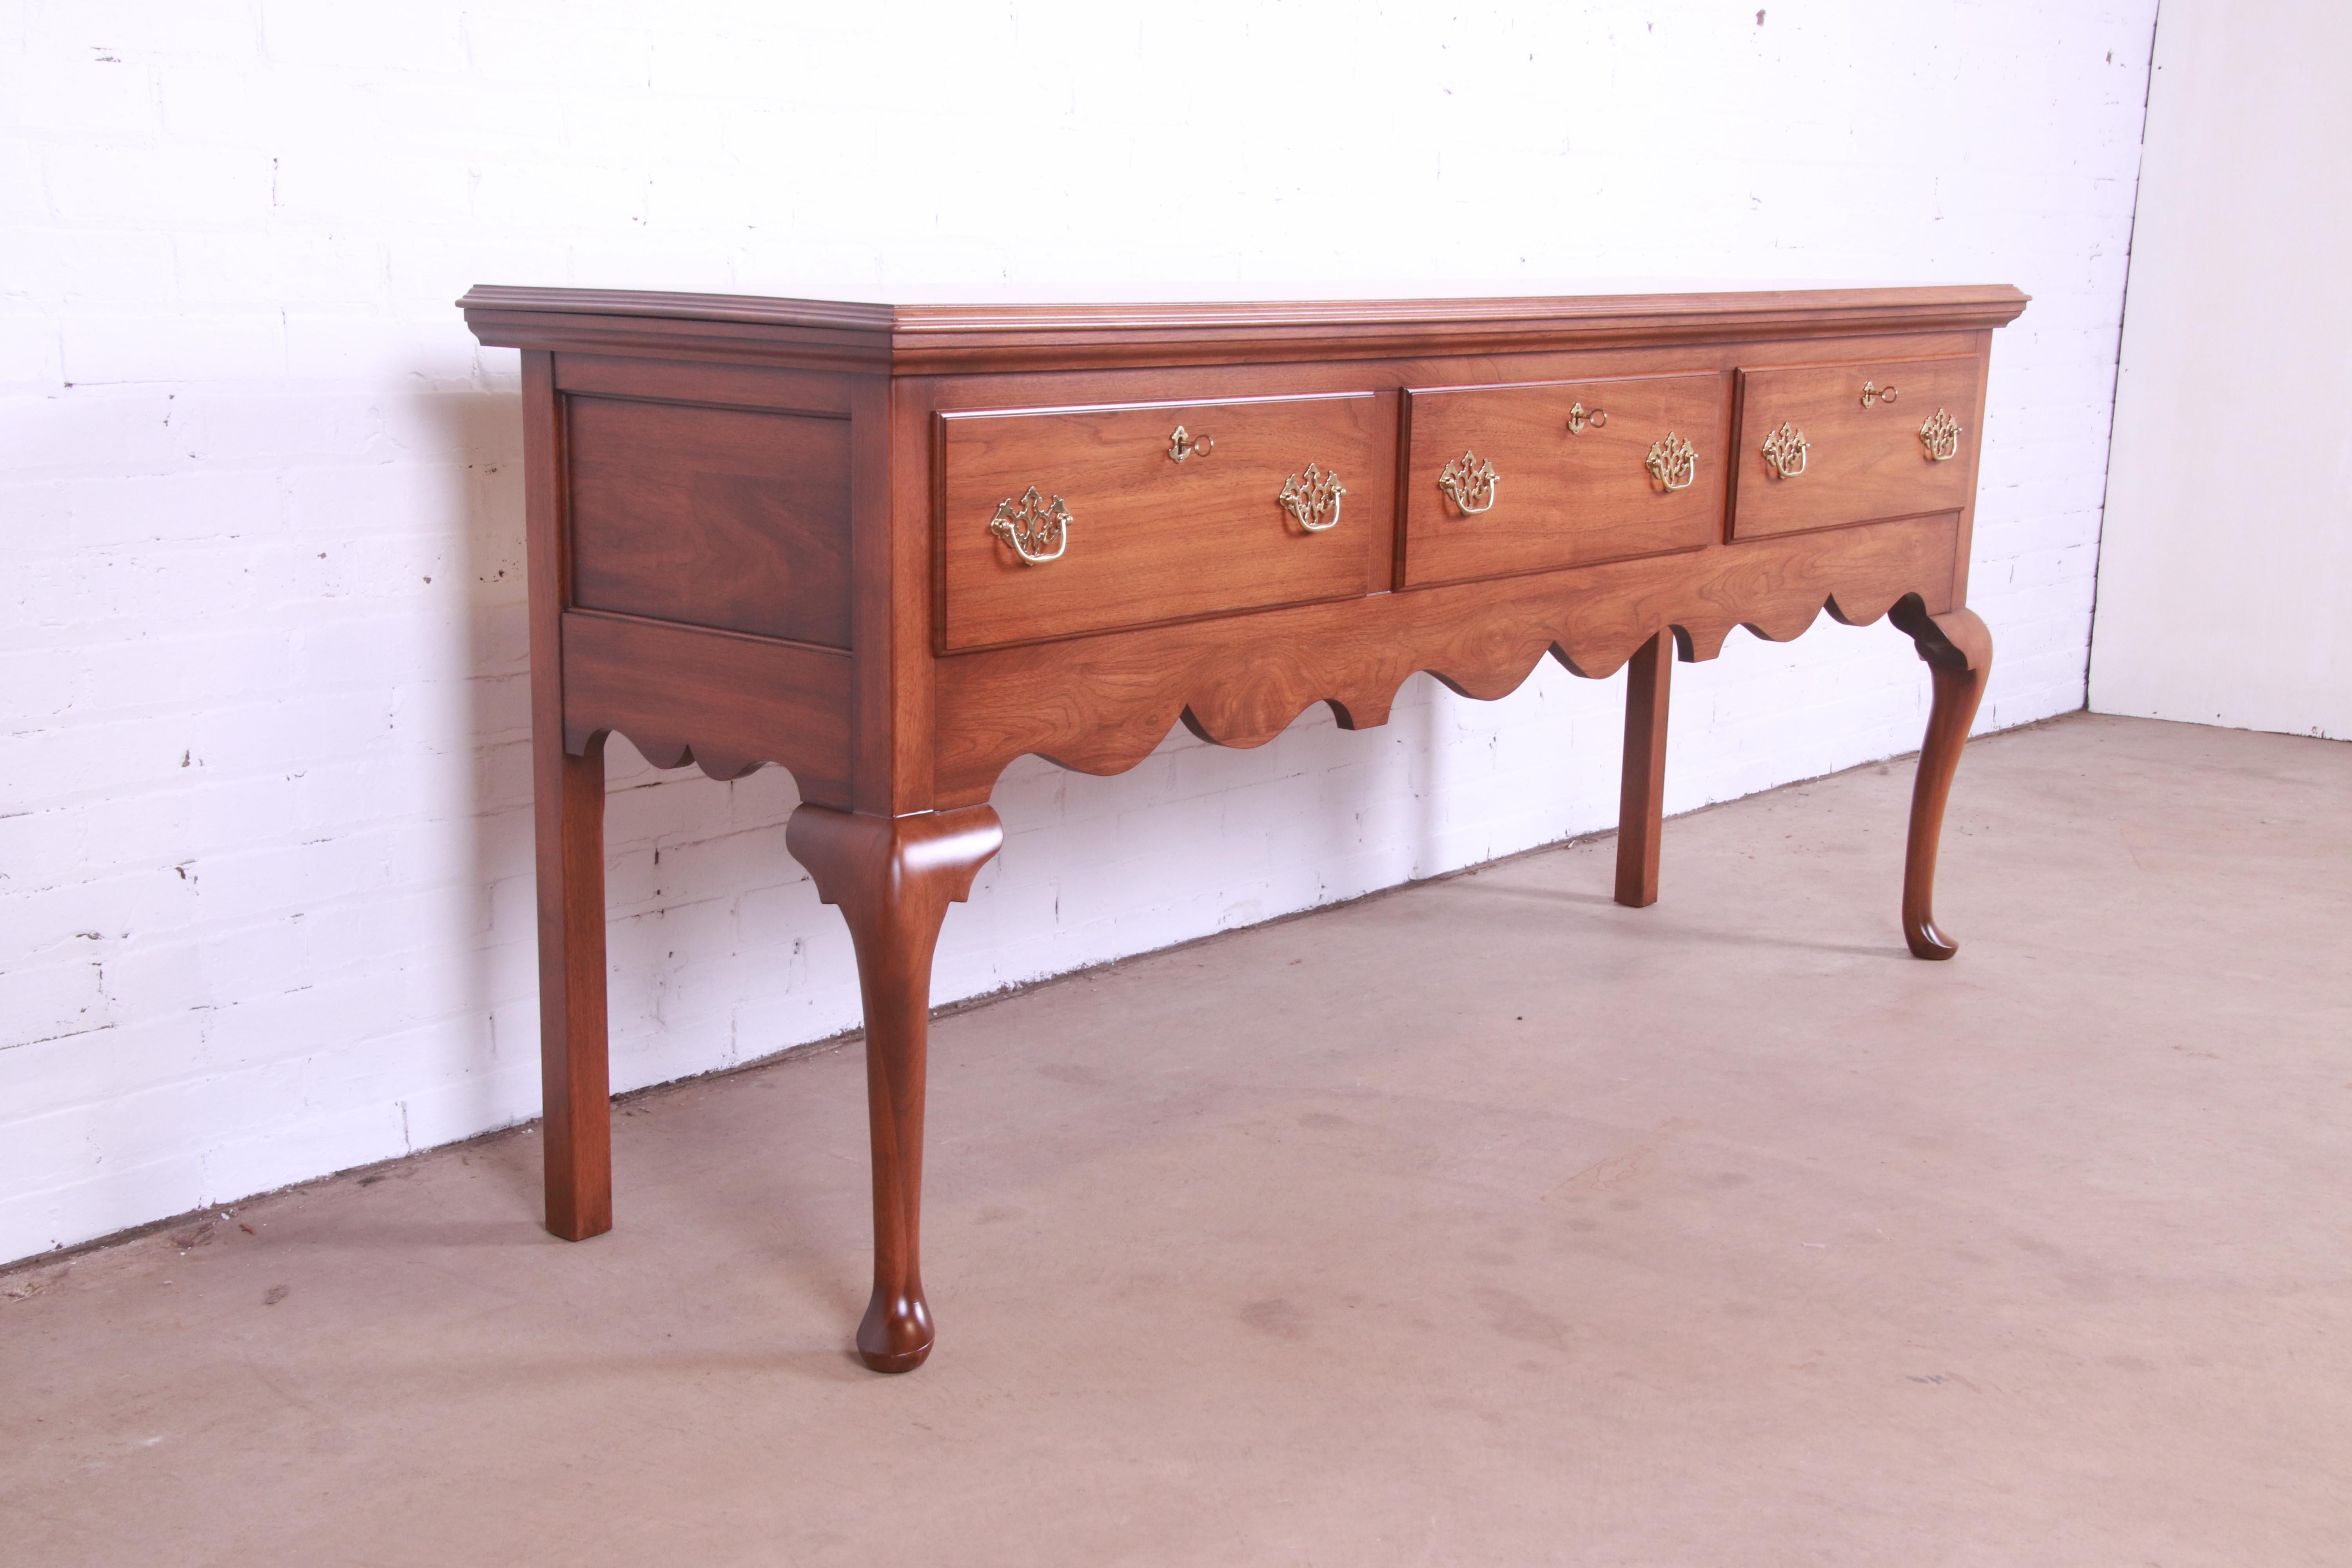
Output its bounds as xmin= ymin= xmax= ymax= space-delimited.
xmin=1730 ymin=356 xmax=1979 ymax=540
xmin=567 ymin=396 xmax=851 ymax=648
xmin=1401 ymin=372 xmax=1730 ymax=586
xmin=938 ymin=393 xmax=1386 ymax=652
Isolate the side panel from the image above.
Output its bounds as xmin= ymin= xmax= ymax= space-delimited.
xmin=567 ymin=396 xmax=851 ymax=647
xmin=546 ymin=352 xmax=861 ymax=804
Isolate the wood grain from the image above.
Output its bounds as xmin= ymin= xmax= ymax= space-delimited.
xmin=1890 ymin=597 xmax=1994 ymax=959
xmin=463 ymin=284 xmax=2029 ymax=376
xmin=522 ymin=350 xmax=613 ymax=1243
xmin=567 ymin=394 xmax=852 ymax=647
xmin=467 ymin=283 xmax=2029 ymax=1372
xmin=931 ymin=512 xmax=1962 ymax=806
xmin=937 ymin=393 xmax=1387 ymax=651
xmin=553 ymin=352 xmax=853 ymax=416
xmin=1730 ymin=356 xmax=1980 ymax=539
xmin=1947 ymin=330 xmax=1997 ymax=610
xmin=460 ymin=287 xmax=894 ymax=373
xmin=1614 ymin=631 xmax=1673 ymax=909
xmin=559 ymin=608 xmax=852 ymax=804
xmin=1401 ymin=372 xmax=1730 ymax=586
xmin=862 ymin=373 xmax=924 ymax=818
xmin=535 ymin=737 xmax=612 ymax=1240
xmin=786 ymin=805 xmax=1004 ymax=1372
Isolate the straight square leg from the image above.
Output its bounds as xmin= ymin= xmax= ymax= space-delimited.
xmin=1614 ymin=630 xmax=1673 ymax=908
xmin=534 ymin=731 xmax=612 ymax=1240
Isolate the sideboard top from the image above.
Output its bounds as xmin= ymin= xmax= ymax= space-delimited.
xmin=459 ymin=283 xmax=2029 ymax=376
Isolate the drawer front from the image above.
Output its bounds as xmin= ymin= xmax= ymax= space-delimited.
xmin=939 ymin=393 xmax=1385 ymax=651
xmin=1730 ymin=356 xmax=1979 ymax=539
xmin=1400 ymin=372 xmax=1728 ymax=587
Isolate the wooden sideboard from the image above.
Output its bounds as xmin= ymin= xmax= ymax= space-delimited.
xmin=460 ymin=283 xmax=2027 ymax=1372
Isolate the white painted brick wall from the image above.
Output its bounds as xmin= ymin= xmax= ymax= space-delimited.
xmin=0 ymin=0 xmax=2155 ymax=1263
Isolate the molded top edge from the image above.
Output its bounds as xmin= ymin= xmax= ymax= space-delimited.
xmin=888 ymin=284 xmax=2030 ymax=334
xmin=460 ymin=282 xmax=2028 ymax=333
xmin=458 ymin=285 xmax=897 ymax=334
xmin=457 ymin=283 xmax=2029 ymax=371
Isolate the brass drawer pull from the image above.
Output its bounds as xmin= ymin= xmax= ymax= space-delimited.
xmin=1760 ymin=423 xmax=1811 ymax=479
xmin=1167 ymin=425 xmax=1213 ymax=463
xmin=1278 ymin=464 xmax=1346 ymax=533
xmin=1566 ymin=401 xmax=1608 ymax=435
xmin=1438 ymin=450 xmax=1500 ymax=514
xmin=988 ymin=486 xmax=1072 ymax=565
xmin=1860 ymin=381 xmax=1899 ymax=407
xmin=1919 ymin=409 xmax=1962 ymax=462
xmin=1645 ymin=432 xmax=1698 ymax=493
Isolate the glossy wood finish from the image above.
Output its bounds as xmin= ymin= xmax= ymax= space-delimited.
xmin=553 ymin=350 xmax=854 ymax=416
xmin=559 ymin=609 xmax=852 ymax=801
xmin=1890 ymin=597 xmax=1995 ymax=959
xmin=463 ymin=283 xmax=2030 ymax=374
xmin=535 ymin=737 xmax=611 ymax=1239
xmin=1615 ymin=631 xmax=1673 ymax=909
xmin=466 ymin=283 xmax=2027 ymax=1372
xmin=568 ymin=395 xmax=851 ymax=646
xmin=1401 ymin=372 xmax=1727 ymax=585
xmin=930 ymin=510 xmax=1962 ymax=800
xmin=1731 ymin=355 xmax=1981 ymax=539
xmin=521 ymin=349 xmax=614 ymax=1241
xmin=785 ymin=804 xmax=1004 ymax=1372
xmin=938 ymin=392 xmax=1385 ymax=650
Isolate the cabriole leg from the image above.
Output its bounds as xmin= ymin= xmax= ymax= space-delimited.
xmin=786 ymin=804 xmax=1004 ymax=1373
xmin=1614 ymin=630 xmax=1673 ymax=908
xmin=1889 ymin=600 xmax=1994 ymax=960
xmin=534 ymin=731 xmax=612 ymax=1240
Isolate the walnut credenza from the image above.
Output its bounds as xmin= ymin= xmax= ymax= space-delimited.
xmin=460 ymin=283 xmax=2027 ymax=1372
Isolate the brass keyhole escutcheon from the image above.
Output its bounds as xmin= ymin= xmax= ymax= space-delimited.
xmin=1167 ymin=425 xmax=1213 ymax=463
xmin=1860 ymin=381 xmax=1900 ymax=407
xmin=1566 ymin=402 xmax=1609 ymax=435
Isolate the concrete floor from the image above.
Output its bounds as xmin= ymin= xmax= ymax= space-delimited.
xmin=4 ymin=713 xmax=2347 ymax=1566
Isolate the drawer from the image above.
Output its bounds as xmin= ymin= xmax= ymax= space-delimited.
xmin=1399 ymin=372 xmax=1728 ymax=587
xmin=1730 ymin=356 xmax=1979 ymax=539
xmin=938 ymin=393 xmax=1385 ymax=651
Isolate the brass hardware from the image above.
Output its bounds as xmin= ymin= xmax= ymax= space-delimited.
xmin=1566 ymin=401 xmax=1609 ymax=435
xmin=1860 ymin=381 xmax=1899 ymax=407
xmin=1278 ymin=464 xmax=1346 ymax=533
xmin=987 ymin=485 xmax=1072 ymax=565
xmin=1644 ymin=432 xmax=1698 ymax=493
xmin=1167 ymin=425 xmax=1213 ymax=463
xmin=1437 ymin=450 xmax=1500 ymax=514
xmin=1760 ymin=423 xmax=1811 ymax=479
xmin=1919 ymin=408 xmax=1962 ymax=462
